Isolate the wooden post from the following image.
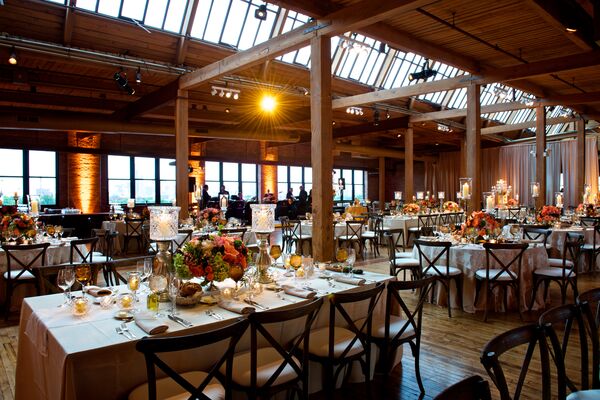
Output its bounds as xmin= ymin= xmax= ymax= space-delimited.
xmin=404 ymin=124 xmax=414 ymax=201
xmin=535 ymin=106 xmax=546 ymax=209
xmin=378 ymin=157 xmax=385 ymax=207
xmin=576 ymin=118 xmax=586 ymax=204
xmin=459 ymin=137 xmax=466 ymax=178
xmin=310 ymin=36 xmax=334 ymax=262
xmin=465 ymin=84 xmax=481 ymax=211
xmin=175 ymin=89 xmax=189 ymax=219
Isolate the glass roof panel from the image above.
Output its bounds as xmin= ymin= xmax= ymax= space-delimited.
xmin=76 ymin=0 xmax=97 ymax=10
xmin=145 ymin=0 xmax=168 ymax=29
xmin=97 ymin=0 xmax=120 ymax=17
xmin=164 ymin=0 xmax=187 ymax=33
xmin=121 ymin=0 xmax=146 ymax=21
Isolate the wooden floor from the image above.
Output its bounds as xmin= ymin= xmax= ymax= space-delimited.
xmin=0 ymin=248 xmax=597 ymax=400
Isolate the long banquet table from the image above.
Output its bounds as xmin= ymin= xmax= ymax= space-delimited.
xmin=16 ymin=269 xmax=394 ymax=400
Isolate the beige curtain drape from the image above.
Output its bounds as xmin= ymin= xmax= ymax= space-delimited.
xmin=585 ymin=137 xmax=599 ymax=197
xmin=498 ymin=143 xmax=535 ymax=206
xmin=560 ymin=140 xmax=578 ymax=207
xmin=434 ymin=152 xmax=461 ymax=201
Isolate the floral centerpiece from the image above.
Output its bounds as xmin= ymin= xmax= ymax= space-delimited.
xmin=461 ymin=211 xmax=500 ymax=240
xmin=443 ymin=201 xmax=460 ymax=212
xmin=196 ymin=207 xmax=225 ymax=228
xmin=536 ymin=205 xmax=561 ymax=224
xmin=507 ymin=198 xmax=519 ymax=207
xmin=1 ymin=211 xmax=37 ymax=239
xmin=403 ymin=203 xmax=420 ymax=215
xmin=174 ymin=235 xmax=252 ymax=286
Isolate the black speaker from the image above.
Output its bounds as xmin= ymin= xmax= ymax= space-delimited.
xmin=188 ymin=177 xmax=195 ymax=192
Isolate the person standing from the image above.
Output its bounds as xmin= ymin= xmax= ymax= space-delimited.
xmin=201 ymin=184 xmax=211 ymax=209
xmin=286 ymin=188 xmax=294 ymax=200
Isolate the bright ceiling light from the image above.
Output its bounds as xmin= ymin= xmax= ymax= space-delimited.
xmin=8 ymin=46 xmax=17 ymax=65
xmin=260 ymin=94 xmax=276 ymax=112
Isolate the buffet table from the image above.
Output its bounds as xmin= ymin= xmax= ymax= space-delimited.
xmin=16 ymin=269 xmax=394 ymax=400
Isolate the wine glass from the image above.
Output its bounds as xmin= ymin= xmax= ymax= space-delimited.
xmin=148 ymin=274 xmax=168 ymax=316
xmin=289 ymin=254 xmax=303 ymax=281
xmin=46 ymin=225 xmax=55 ymax=238
xmin=74 ymin=264 xmax=91 ymax=298
xmin=55 ymin=225 xmax=63 ymax=240
xmin=168 ymin=276 xmax=181 ymax=316
xmin=128 ymin=271 xmax=141 ymax=303
xmin=269 ymin=245 xmax=282 ymax=267
xmin=137 ymin=259 xmax=152 ymax=293
xmin=283 ymin=253 xmax=293 ymax=277
xmin=57 ymin=267 xmax=75 ymax=307
xmin=336 ymin=247 xmax=348 ymax=265
xmin=229 ymin=265 xmax=244 ymax=298
xmin=345 ymin=248 xmax=356 ymax=276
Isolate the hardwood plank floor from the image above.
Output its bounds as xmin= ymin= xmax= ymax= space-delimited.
xmin=0 ymin=249 xmax=597 ymax=400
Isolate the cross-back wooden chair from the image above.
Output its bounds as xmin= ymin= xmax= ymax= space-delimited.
xmin=278 ymin=217 xmax=293 ymax=253
xmin=306 ymin=282 xmax=384 ymax=398
xmin=68 ymin=237 xmax=99 ymax=264
xmin=220 ymin=227 xmax=246 ymax=243
xmin=530 ymin=232 xmax=583 ymax=310
xmin=414 ymin=239 xmax=463 ymax=317
xmin=434 ymin=375 xmax=492 ymax=400
xmin=384 ymin=230 xmax=419 ymax=280
xmin=579 ymin=217 xmax=599 ymax=227
xmin=475 ymin=242 xmax=528 ymax=322
xmin=338 ymin=220 xmax=365 ymax=259
xmin=581 ymin=223 xmax=600 ymax=273
xmin=1 ymin=242 xmax=50 ymax=320
xmin=172 ymin=228 xmax=193 ymax=253
xmin=369 ymin=277 xmax=435 ymax=394
xmin=290 ymin=220 xmax=312 ymax=256
xmin=131 ymin=317 xmax=249 ymax=400
xmin=226 ymin=298 xmax=323 ymax=400
xmin=506 ymin=208 xmax=522 ymax=223
xmin=522 ymin=226 xmax=551 ymax=253
xmin=361 ymin=216 xmax=382 ymax=256
xmin=407 ymin=213 xmax=438 ymax=245
xmin=124 ymin=217 xmax=144 ymax=254
xmin=480 ymin=324 xmax=551 ymax=400
xmin=577 ymin=288 xmax=600 ymax=390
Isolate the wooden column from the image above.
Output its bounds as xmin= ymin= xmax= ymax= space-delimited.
xmin=404 ymin=124 xmax=414 ymax=201
xmin=175 ymin=89 xmax=189 ymax=219
xmin=459 ymin=137 xmax=466 ymax=178
xmin=535 ymin=106 xmax=546 ymax=209
xmin=576 ymin=118 xmax=586 ymax=204
xmin=378 ymin=157 xmax=385 ymax=206
xmin=465 ymin=84 xmax=481 ymax=211
xmin=310 ymin=36 xmax=334 ymax=262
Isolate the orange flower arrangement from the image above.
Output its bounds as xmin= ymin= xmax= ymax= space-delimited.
xmin=507 ymin=198 xmax=519 ymax=206
xmin=1 ymin=211 xmax=36 ymax=238
xmin=443 ymin=201 xmax=460 ymax=212
xmin=536 ymin=205 xmax=561 ymax=224
xmin=461 ymin=211 xmax=499 ymax=238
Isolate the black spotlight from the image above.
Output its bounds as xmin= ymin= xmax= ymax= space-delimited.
xmin=135 ymin=67 xmax=142 ymax=83
xmin=114 ymin=71 xmax=135 ymax=95
xmin=373 ymin=109 xmax=380 ymax=126
xmin=378 ymin=42 xmax=387 ymax=53
xmin=255 ymin=4 xmax=267 ymax=20
xmin=408 ymin=59 xmax=437 ymax=82
xmin=8 ymin=46 xmax=17 ymax=65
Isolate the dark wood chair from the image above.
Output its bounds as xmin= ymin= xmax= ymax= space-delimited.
xmin=124 ymin=217 xmax=144 ymax=254
xmin=406 ymin=213 xmax=437 ymax=246
xmin=290 ymin=220 xmax=312 ymax=256
xmin=369 ymin=277 xmax=435 ymax=394
xmin=68 ymin=236 xmax=99 ymax=264
xmin=131 ymin=317 xmax=249 ymax=400
xmin=306 ymin=282 xmax=385 ymax=397
xmin=361 ymin=216 xmax=382 ymax=256
xmin=220 ymin=227 xmax=246 ymax=243
xmin=581 ymin=224 xmax=600 ymax=273
xmin=480 ymin=324 xmax=551 ymax=400
xmin=475 ymin=242 xmax=528 ymax=322
xmin=522 ymin=226 xmax=551 ymax=254
xmin=577 ymin=288 xmax=600 ymax=390
xmin=1 ymin=242 xmax=50 ymax=320
xmin=384 ymin=230 xmax=419 ymax=281
xmin=529 ymin=232 xmax=583 ymax=309
xmin=226 ymin=298 xmax=323 ymax=400
xmin=338 ymin=220 xmax=366 ymax=259
xmin=434 ymin=375 xmax=492 ymax=400
xmin=278 ymin=217 xmax=293 ymax=253
xmin=414 ymin=239 xmax=463 ymax=317
xmin=173 ymin=228 xmax=194 ymax=253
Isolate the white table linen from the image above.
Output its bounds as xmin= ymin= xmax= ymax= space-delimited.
xmin=548 ymin=227 xmax=599 ymax=271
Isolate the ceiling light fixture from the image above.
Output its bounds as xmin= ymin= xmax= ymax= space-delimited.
xmin=345 ymin=106 xmax=364 ymax=115
xmin=437 ymin=123 xmax=453 ymax=133
xmin=408 ymin=59 xmax=437 ymax=82
xmin=378 ymin=42 xmax=387 ymax=53
xmin=135 ymin=67 xmax=142 ymax=83
xmin=373 ymin=109 xmax=380 ymax=126
xmin=114 ymin=70 xmax=135 ymax=95
xmin=8 ymin=46 xmax=17 ymax=65
xmin=260 ymin=94 xmax=276 ymax=112
xmin=211 ymin=86 xmax=240 ymax=100
xmin=225 ymin=107 xmax=231 ymax=113
xmin=255 ymin=4 xmax=267 ymax=20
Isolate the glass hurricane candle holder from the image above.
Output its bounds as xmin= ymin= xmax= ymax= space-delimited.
xmin=148 ymin=206 xmax=180 ymax=241
xmin=555 ymin=192 xmax=564 ymax=208
xmin=483 ymin=192 xmax=495 ymax=211
xmin=459 ymin=178 xmax=472 ymax=200
xmin=416 ymin=191 xmax=424 ymax=200
xmin=394 ymin=191 xmax=403 ymax=201
xmin=251 ymin=204 xmax=276 ymax=283
xmin=531 ymin=182 xmax=540 ymax=198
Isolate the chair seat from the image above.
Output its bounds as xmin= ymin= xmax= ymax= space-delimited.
xmin=408 ymin=227 xmax=421 ymax=232
xmin=307 ymin=327 xmax=364 ymax=358
xmin=566 ymin=390 xmax=600 ymax=400
xmin=337 ymin=235 xmax=358 ymax=241
xmin=395 ymin=252 xmax=413 ymax=258
xmin=357 ymin=315 xmax=415 ymax=340
xmin=3 ymin=269 xmax=35 ymax=280
xmin=425 ymin=266 xmax=462 ymax=276
xmin=548 ymin=258 xmax=574 ymax=268
xmin=91 ymin=252 xmax=113 ymax=261
xmin=361 ymin=231 xmax=377 ymax=239
xmin=581 ymin=244 xmax=599 ymax=251
xmin=534 ymin=267 xmax=575 ymax=278
xmin=223 ymin=347 xmax=299 ymax=388
xmin=294 ymin=236 xmax=312 ymax=241
xmin=475 ymin=269 xmax=517 ymax=281
xmin=393 ymin=258 xmax=420 ymax=267
xmin=128 ymin=370 xmax=225 ymax=400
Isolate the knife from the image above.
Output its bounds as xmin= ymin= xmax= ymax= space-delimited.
xmin=244 ymin=299 xmax=268 ymax=310
xmin=168 ymin=314 xmax=192 ymax=327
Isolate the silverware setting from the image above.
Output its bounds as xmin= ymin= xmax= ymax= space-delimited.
xmin=120 ymin=322 xmax=136 ymax=339
xmin=168 ymin=314 xmax=193 ymax=327
xmin=275 ymin=291 xmax=296 ymax=303
xmin=244 ymin=298 xmax=269 ymax=310
xmin=205 ymin=309 xmax=224 ymax=320
xmin=115 ymin=326 xmax=133 ymax=340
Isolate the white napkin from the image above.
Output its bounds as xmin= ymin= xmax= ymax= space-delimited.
xmin=218 ymin=300 xmax=254 ymax=314
xmin=134 ymin=313 xmax=168 ymax=335
xmin=334 ymin=275 xmax=366 ymax=286
xmin=86 ymin=286 xmax=113 ymax=297
xmin=282 ymin=285 xmax=316 ymax=299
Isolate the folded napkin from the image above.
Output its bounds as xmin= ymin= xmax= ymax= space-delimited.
xmin=218 ymin=300 xmax=254 ymax=314
xmin=334 ymin=275 xmax=365 ymax=286
xmin=282 ymin=285 xmax=316 ymax=299
xmin=86 ymin=286 xmax=113 ymax=297
xmin=134 ymin=313 xmax=168 ymax=335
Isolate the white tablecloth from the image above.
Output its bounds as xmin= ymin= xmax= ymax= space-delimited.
xmin=299 ymin=221 xmax=365 ymax=238
xmin=412 ymin=243 xmax=548 ymax=313
xmin=16 ymin=270 xmax=394 ymax=400
xmin=382 ymin=216 xmax=418 ymax=246
xmin=548 ymin=227 xmax=599 ymax=271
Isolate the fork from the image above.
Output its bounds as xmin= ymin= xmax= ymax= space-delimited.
xmin=205 ymin=310 xmax=223 ymax=321
xmin=115 ymin=326 xmax=132 ymax=340
xmin=120 ymin=322 xmax=136 ymax=339
xmin=275 ymin=290 xmax=296 ymax=303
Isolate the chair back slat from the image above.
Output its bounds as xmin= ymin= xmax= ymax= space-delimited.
xmin=125 ymin=218 xmax=144 ymax=236
xmin=482 ymin=242 xmax=528 ymax=282
xmin=173 ymin=229 xmax=193 ymax=253
xmin=69 ymin=237 xmax=99 ymax=264
xmin=414 ymin=239 xmax=452 ymax=278
xmin=345 ymin=220 xmax=364 ymax=240
xmin=2 ymin=242 xmax=50 ymax=277
xmin=577 ymin=288 xmax=600 ymax=389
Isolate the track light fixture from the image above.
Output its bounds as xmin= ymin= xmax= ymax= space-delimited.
xmin=135 ymin=67 xmax=142 ymax=83
xmin=373 ymin=109 xmax=380 ymax=126
xmin=378 ymin=42 xmax=387 ymax=53
xmin=345 ymin=106 xmax=364 ymax=116
xmin=408 ymin=59 xmax=437 ymax=82
xmin=8 ymin=46 xmax=17 ymax=65
xmin=114 ymin=70 xmax=135 ymax=95
xmin=255 ymin=4 xmax=267 ymax=20
xmin=211 ymin=86 xmax=240 ymax=100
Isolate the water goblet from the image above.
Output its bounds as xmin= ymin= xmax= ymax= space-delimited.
xmin=168 ymin=276 xmax=181 ymax=316
xmin=128 ymin=271 xmax=141 ymax=303
xmin=55 ymin=225 xmax=63 ymax=240
xmin=57 ymin=266 xmax=75 ymax=308
xmin=345 ymin=248 xmax=356 ymax=276
xmin=283 ymin=253 xmax=293 ymax=277
xmin=229 ymin=265 xmax=244 ymax=298
xmin=335 ymin=247 xmax=348 ymax=266
xmin=74 ymin=264 xmax=92 ymax=298
xmin=269 ymin=244 xmax=282 ymax=267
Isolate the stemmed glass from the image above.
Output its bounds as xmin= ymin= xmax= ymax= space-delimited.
xmin=345 ymin=248 xmax=356 ymax=276
xmin=283 ymin=253 xmax=293 ymax=277
xmin=229 ymin=265 xmax=244 ymax=298
xmin=168 ymin=276 xmax=181 ymax=316
xmin=57 ymin=267 xmax=75 ymax=307
xmin=148 ymin=274 xmax=168 ymax=316
xmin=289 ymin=254 xmax=303 ymax=282
xmin=269 ymin=245 xmax=282 ymax=268
xmin=74 ymin=264 xmax=91 ymax=298
xmin=55 ymin=225 xmax=63 ymax=240
xmin=136 ymin=259 xmax=153 ymax=294
xmin=336 ymin=247 xmax=348 ymax=266
xmin=128 ymin=272 xmax=141 ymax=303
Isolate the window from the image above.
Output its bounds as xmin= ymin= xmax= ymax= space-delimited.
xmin=0 ymin=149 xmax=57 ymax=206
xmin=333 ymin=168 xmax=365 ymax=202
xmin=203 ymin=161 xmax=258 ymax=201
xmin=108 ymin=155 xmax=174 ymax=204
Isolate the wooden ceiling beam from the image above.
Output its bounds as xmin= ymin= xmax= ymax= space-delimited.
xmin=63 ymin=0 xmax=76 ymax=45
xmin=179 ymin=0 xmax=432 ymax=90
xmin=174 ymin=0 xmax=200 ymax=65
xmin=481 ymin=116 xmax=578 ymax=135
xmin=0 ymin=89 xmax=127 ymax=111
xmin=334 ymin=143 xmax=436 ymax=161
xmin=111 ymin=79 xmax=179 ymax=121
xmin=410 ymin=101 xmax=533 ymax=123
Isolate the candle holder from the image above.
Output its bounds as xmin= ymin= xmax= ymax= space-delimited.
xmin=148 ymin=206 xmax=180 ymax=301
xmin=13 ymin=193 xmax=19 ymax=206
xmin=251 ymin=204 xmax=276 ymax=284
xmin=583 ymin=184 xmax=592 ymax=205
xmin=416 ymin=191 xmax=424 ymax=200
xmin=483 ymin=191 xmax=495 ymax=212
xmin=555 ymin=192 xmax=564 ymax=209
xmin=531 ymin=182 xmax=540 ymax=210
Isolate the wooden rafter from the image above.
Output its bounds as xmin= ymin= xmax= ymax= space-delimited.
xmin=174 ymin=0 xmax=200 ymax=65
xmin=481 ymin=116 xmax=578 ymax=135
xmin=111 ymin=80 xmax=179 ymax=121
xmin=63 ymin=0 xmax=77 ymax=46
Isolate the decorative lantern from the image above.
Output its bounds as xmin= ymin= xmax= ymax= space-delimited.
xmin=531 ymin=182 xmax=540 ymax=198
xmin=555 ymin=192 xmax=564 ymax=208
xmin=459 ymin=178 xmax=472 ymax=200
xmin=483 ymin=192 xmax=495 ymax=212
xmin=148 ymin=206 xmax=180 ymax=301
xmin=251 ymin=204 xmax=276 ymax=283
